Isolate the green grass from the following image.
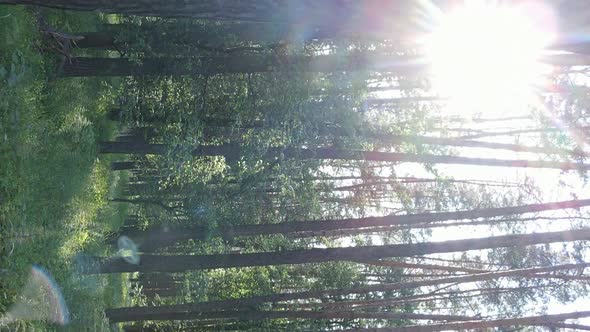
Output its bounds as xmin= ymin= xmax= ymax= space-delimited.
xmin=0 ymin=5 xmax=128 ymax=331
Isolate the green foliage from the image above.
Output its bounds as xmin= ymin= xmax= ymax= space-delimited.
xmin=0 ymin=5 xmax=128 ymax=331
xmin=3 ymin=5 xmax=589 ymax=331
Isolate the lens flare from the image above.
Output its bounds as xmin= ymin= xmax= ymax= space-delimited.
xmin=424 ymin=0 xmax=557 ymax=116
xmin=117 ymin=235 xmax=140 ymax=265
xmin=0 ymin=265 xmax=69 ymax=326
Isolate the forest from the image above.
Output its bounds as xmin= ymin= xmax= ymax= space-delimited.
xmin=1 ymin=0 xmax=590 ymax=331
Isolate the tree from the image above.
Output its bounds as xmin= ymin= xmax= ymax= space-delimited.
xmin=117 ymin=198 xmax=590 ymax=247
xmin=91 ymin=228 xmax=590 ymax=273
xmin=99 ymin=142 xmax=590 ymax=171
xmin=59 ymin=54 xmax=424 ymax=77
xmin=330 ymin=311 xmax=590 ymax=332
xmin=110 ymin=309 xmax=477 ymax=323
xmin=105 ymin=262 xmax=590 ymax=322
xmin=0 ymin=0 xmax=410 ymax=24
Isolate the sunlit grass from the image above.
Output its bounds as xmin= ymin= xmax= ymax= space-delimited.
xmin=0 ymin=4 xmax=129 ymax=331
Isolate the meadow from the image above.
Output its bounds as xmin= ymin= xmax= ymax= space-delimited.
xmin=0 ymin=5 xmax=129 ymax=330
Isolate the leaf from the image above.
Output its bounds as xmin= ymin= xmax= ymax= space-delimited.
xmin=0 ymin=66 xmax=6 ymax=77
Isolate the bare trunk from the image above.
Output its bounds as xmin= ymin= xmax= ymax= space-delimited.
xmin=92 ymin=228 xmax=590 ymax=273
xmin=99 ymin=142 xmax=590 ymax=171
xmin=109 ymin=309 xmax=476 ymax=323
xmin=355 ymin=260 xmax=486 ymax=274
xmin=105 ymin=262 xmax=590 ymax=322
xmin=331 ymin=311 xmax=590 ymax=332
xmin=119 ymin=198 xmax=590 ymax=243
xmin=60 ymin=54 xmax=423 ymax=77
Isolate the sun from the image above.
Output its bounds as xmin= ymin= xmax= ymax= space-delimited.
xmin=424 ymin=1 xmax=556 ymax=117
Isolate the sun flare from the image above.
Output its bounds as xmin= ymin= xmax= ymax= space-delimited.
xmin=425 ymin=1 xmax=556 ymax=116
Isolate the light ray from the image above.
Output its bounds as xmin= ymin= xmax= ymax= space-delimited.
xmin=424 ymin=0 xmax=557 ymax=117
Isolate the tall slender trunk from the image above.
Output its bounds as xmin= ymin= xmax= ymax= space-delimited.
xmin=293 ymin=286 xmax=538 ymax=311
xmin=0 ymin=0 xmax=297 ymax=19
xmin=77 ymin=21 xmax=389 ymax=51
xmin=59 ymin=53 xmax=588 ymax=77
xmin=91 ymin=228 xmax=590 ymax=273
xmin=109 ymin=309 xmax=475 ymax=323
xmin=317 ymin=123 xmax=583 ymax=156
xmin=0 ymin=0 xmax=410 ymax=26
xmin=76 ymin=31 xmax=116 ymax=48
xmin=331 ymin=311 xmax=590 ymax=332
xmin=459 ymin=127 xmax=589 ymax=140
xmin=111 ymin=161 xmax=137 ymax=171
xmin=542 ymin=322 xmax=590 ymax=331
xmin=367 ymin=96 xmax=445 ymax=106
xmin=99 ymin=142 xmax=590 ymax=171
xmin=59 ymin=53 xmax=424 ymax=77
xmin=105 ymin=262 xmax=590 ymax=322
xmin=315 ymin=289 xmax=512 ymax=311
xmin=289 ymin=217 xmax=557 ymax=239
xmin=354 ymin=260 xmax=486 ymax=274
xmin=356 ymin=133 xmax=586 ymax=157
xmin=118 ymin=198 xmax=590 ymax=245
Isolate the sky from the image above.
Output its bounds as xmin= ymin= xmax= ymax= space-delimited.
xmin=303 ymin=0 xmax=590 ymax=324
xmin=356 ymin=0 xmax=590 ymax=322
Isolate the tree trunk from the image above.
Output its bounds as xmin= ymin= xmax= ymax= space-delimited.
xmin=111 ymin=161 xmax=137 ymax=171
xmin=100 ymin=141 xmax=167 ymax=154
xmin=91 ymin=228 xmax=590 ymax=273
xmin=0 ymin=0 xmax=299 ymax=19
xmin=367 ymin=96 xmax=445 ymax=107
xmin=99 ymin=142 xmax=590 ymax=171
xmin=105 ymin=262 xmax=590 ymax=322
xmin=543 ymin=322 xmax=590 ymax=331
xmin=295 ymin=286 xmax=536 ymax=311
xmin=118 ymin=224 xmax=208 ymax=252
xmin=59 ymin=53 xmax=589 ymax=77
xmin=355 ymin=260 xmax=486 ymax=274
xmin=458 ymin=127 xmax=588 ymax=140
xmin=78 ymin=21 xmax=383 ymax=51
xmin=76 ymin=31 xmax=116 ymax=48
xmin=356 ymin=133 xmax=587 ymax=157
xmin=59 ymin=53 xmax=424 ymax=77
xmin=330 ymin=311 xmax=590 ymax=332
xmin=118 ymin=198 xmax=590 ymax=245
xmin=109 ymin=309 xmax=475 ymax=323
xmin=0 ymin=0 xmax=410 ymax=26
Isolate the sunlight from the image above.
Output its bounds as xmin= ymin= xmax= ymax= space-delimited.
xmin=425 ymin=1 xmax=556 ymax=116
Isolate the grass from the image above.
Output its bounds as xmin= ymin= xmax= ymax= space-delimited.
xmin=0 ymin=5 xmax=129 ymax=331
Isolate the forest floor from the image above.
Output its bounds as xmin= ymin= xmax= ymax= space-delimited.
xmin=0 ymin=5 xmax=129 ymax=331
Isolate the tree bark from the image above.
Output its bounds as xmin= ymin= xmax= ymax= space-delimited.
xmin=357 ymin=133 xmax=587 ymax=157
xmin=543 ymin=322 xmax=590 ymax=331
xmin=354 ymin=260 xmax=486 ymax=274
xmin=330 ymin=311 xmax=590 ymax=332
xmin=293 ymin=286 xmax=536 ymax=311
xmin=0 ymin=0 xmax=303 ymax=19
xmin=78 ymin=21 xmax=395 ymax=51
xmin=118 ymin=198 xmax=590 ymax=245
xmin=0 ymin=0 xmax=410 ymax=26
xmin=91 ymin=228 xmax=590 ymax=273
xmin=111 ymin=161 xmax=137 ymax=171
xmin=99 ymin=142 xmax=590 ymax=171
xmin=76 ymin=31 xmax=116 ymax=48
xmin=109 ymin=309 xmax=476 ymax=323
xmin=59 ymin=53 xmax=424 ymax=77
xmin=58 ymin=53 xmax=590 ymax=77
xmin=105 ymin=262 xmax=590 ymax=322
